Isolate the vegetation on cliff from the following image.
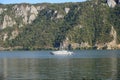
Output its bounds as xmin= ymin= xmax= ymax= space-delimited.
xmin=0 ymin=0 xmax=120 ymax=50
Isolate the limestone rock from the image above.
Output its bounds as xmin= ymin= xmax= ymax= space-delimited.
xmin=9 ymin=30 xmax=19 ymax=40
xmin=0 ymin=8 xmax=3 ymax=14
xmin=65 ymin=8 xmax=70 ymax=14
xmin=107 ymin=26 xmax=117 ymax=49
xmin=13 ymin=5 xmax=29 ymax=24
xmin=3 ymin=33 xmax=8 ymax=41
xmin=28 ymin=5 xmax=38 ymax=23
xmin=56 ymin=14 xmax=64 ymax=19
xmin=79 ymin=42 xmax=90 ymax=48
xmin=54 ymin=10 xmax=57 ymax=14
xmin=13 ymin=4 xmax=39 ymax=24
xmin=107 ymin=0 xmax=116 ymax=8
xmin=94 ymin=26 xmax=117 ymax=49
xmin=62 ymin=37 xmax=90 ymax=49
xmin=2 ymin=15 xmax=16 ymax=29
xmin=94 ymin=43 xmax=107 ymax=50
xmin=36 ymin=6 xmax=45 ymax=11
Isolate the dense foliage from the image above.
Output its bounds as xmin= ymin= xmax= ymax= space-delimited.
xmin=109 ymin=5 xmax=120 ymax=42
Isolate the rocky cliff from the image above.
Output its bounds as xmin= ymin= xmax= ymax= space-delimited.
xmin=0 ymin=0 xmax=120 ymax=50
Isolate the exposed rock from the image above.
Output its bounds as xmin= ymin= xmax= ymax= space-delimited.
xmin=2 ymin=15 xmax=16 ymax=29
xmin=56 ymin=14 xmax=64 ymax=19
xmin=65 ymin=8 xmax=70 ymax=14
xmin=107 ymin=26 xmax=117 ymax=49
xmin=3 ymin=33 xmax=8 ymax=41
xmin=0 ymin=46 xmax=24 ymax=50
xmin=93 ymin=26 xmax=119 ymax=50
xmin=71 ymin=43 xmax=80 ymax=49
xmin=30 ymin=6 xmax=38 ymax=14
xmin=13 ymin=5 xmax=30 ymax=18
xmin=13 ymin=4 xmax=39 ymax=24
xmin=54 ymin=10 xmax=58 ymax=14
xmin=107 ymin=0 xmax=116 ymax=8
xmin=95 ymin=43 xmax=107 ymax=50
xmin=0 ymin=8 xmax=3 ymax=14
xmin=71 ymin=42 xmax=91 ymax=49
xmin=18 ymin=24 xmax=23 ymax=28
xmin=79 ymin=42 xmax=90 ymax=48
xmin=13 ymin=5 xmax=30 ymax=24
xmin=0 ymin=8 xmax=7 ymax=14
xmin=13 ymin=4 xmax=63 ymax=23
xmin=95 ymin=26 xmax=117 ymax=49
xmin=62 ymin=37 xmax=70 ymax=49
xmin=36 ymin=6 xmax=45 ymax=11
xmin=28 ymin=5 xmax=38 ymax=23
xmin=4 ymin=8 xmax=7 ymax=11
xmin=62 ymin=37 xmax=78 ymax=49
xmin=51 ymin=10 xmax=65 ymax=19
xmin=9 ymin=30 xmax=19 ymax=40
xmin=62 ymin=37 xmax=90 ymax=49
xmin=28 ymin=14 xmax=35 ymax=23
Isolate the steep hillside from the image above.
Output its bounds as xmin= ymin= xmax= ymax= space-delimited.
xmin=0 ymin=0 xmax=120 ymax=50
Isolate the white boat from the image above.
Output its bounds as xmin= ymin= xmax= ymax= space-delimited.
xmin=50 ymin=50 xmax=73 ymax=55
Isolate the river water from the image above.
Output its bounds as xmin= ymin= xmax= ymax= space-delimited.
xmin=0 ymin=50 xmax=120 ymax=80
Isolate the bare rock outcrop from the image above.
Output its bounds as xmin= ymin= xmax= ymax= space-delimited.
xmin=13 ymin=4 xmax=39 ymax=24
xmin=95 ymin=26 xmax=118 ymax=49
xmin=0 ymin=8 xmax=3 ymax=14
xmin=65 ymin=8 xmax=70 ymax=14
xmin=107 ymin=0 xmax=116 ymax=8
xmin=94 ymin=26 xmax=117 ymax=50
xmin=1 ymin=15 xmax=16 ymax=29
xmin=9 ymin=30 xmax=19 ymax=40
xmin=28 ymin=5 xmax=38 ymax=23
xmin=107 ymin=26 xmax=117 ymax=49
xmin=56 ymin=14 xmax=64 ymax=19
xmin=3 ymin=33 xmax=8 ymax=41
xmin=62 ymin=37 xmax=90 ymax=49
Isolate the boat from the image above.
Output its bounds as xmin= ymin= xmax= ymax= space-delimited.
xmin=50 ymin=42 xmax=73 ymax=55
xmin=50 ymin=50 xmax=73 ymax=55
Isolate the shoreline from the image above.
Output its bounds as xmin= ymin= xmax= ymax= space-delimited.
xmin=0 ymin=47 xmax=120 ymax=51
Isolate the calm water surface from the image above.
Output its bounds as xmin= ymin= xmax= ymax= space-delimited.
xmin=0 ymin=50 xmax=120 ymax=80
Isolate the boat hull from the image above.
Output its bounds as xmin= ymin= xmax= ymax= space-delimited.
xmin=50 ymin=50 xmax=73 ymax=55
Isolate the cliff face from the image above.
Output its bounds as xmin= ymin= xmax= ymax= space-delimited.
xmin=0 ymin=0 xmax=120 ymax=50
xmin=0 ymin=4 xmax=45 ymax=29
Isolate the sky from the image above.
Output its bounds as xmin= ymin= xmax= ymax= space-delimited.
xmin=0 ymin=0 xmax=86 ymax=4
